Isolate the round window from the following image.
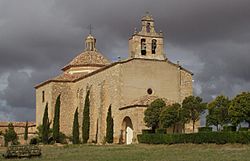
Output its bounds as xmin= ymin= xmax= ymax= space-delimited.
xmin=147 ymin=88 xmax=153 ymax=95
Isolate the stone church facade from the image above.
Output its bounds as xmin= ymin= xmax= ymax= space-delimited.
xmin=35 ymin=13 xmax=196 ymax=144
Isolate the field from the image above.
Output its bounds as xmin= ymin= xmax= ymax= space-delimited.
xmin=0 ymin=144 xmax=250 ymax=161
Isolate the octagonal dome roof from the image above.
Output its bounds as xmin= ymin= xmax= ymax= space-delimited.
xmin=62 ymin=51 xmax=110 ymax=71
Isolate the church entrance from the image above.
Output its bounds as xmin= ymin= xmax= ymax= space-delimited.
xmin=121 ymin=116 xmax=133 ymax=144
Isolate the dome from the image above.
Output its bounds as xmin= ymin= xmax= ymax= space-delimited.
xmin=62 ymin=34 xmax=110 ymax=71
xmin=62 ymin=50 xmax=110 ymax=71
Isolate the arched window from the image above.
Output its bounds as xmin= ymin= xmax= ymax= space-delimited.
xmin=141 ymin=39 xmax=146 ymax=55
xmin=152 ymin=39 xmax=157 ymax=54
xmin=146 ymin=23 xmax=151 ymax=33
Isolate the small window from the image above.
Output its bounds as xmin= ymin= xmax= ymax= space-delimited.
xmin=146 ymin=23 xmax=151 ymax=33
xmin=141 ymin=39 xmax=146 ymax=55
xmin=147 ymin=88 xmax=153 ymax=95
xmin=42 ymin=91 xmax=45 ymax=102
xmin=152 ymin=39 xmax=157 ymax=54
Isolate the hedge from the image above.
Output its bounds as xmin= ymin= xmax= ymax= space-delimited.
xmin=239 ymin=127 xmax=249 ymax=131
xmin=137 ymin=132 xmax=250 ymax=144
xmin=156 ymin=128 xmax=166 ymax=134
xmin=198 ymin=127 xmax=212 ymax=133
xmin=142 ymin=129 xmax=154 ymax=134
xmin=223 ymin=125 xmax=236 ymax=132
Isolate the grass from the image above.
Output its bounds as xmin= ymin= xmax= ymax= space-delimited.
xmin=0 ymin=144 xmax=250 ymax=161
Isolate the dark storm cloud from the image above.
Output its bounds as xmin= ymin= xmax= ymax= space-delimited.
xmin=0 ymin=0 xmax=250 ymax=121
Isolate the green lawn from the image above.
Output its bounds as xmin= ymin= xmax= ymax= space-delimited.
xmin=0 ymin=144 xmax=249 ymax=161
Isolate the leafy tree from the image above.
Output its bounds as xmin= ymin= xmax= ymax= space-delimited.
xmin=229 ymin=92 xmax=250 ymax=127
xmin=160 ymin=103 xmax=180 ymax=133
xmin=4 ymin=123 xmax=18 ymax=146
xmin=182 ymin=96 xmax=206 ymax=132
xmin=206 ymin=95 xmax=230 ymax=131
xmin=42 ymin=103 xmax=49 ymax=144
xmin=24 ymin=121 xmax=28 ymax=142
xmin=82 ymin=90 xmax=90 ymax=143
xmin=144 ymin=99 xmax=166 ymax=132
xmin=178 ymin=105 xmax=190 ymax=133
xmin=72 ymin=107 xmax=80 ymax=144
xmin=53 ymin=94 xmax=61 ymax=142
xmin=106 ymin=105 xmax=114 ymax=143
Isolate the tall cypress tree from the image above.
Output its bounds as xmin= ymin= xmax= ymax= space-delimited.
xmin=53 ymin=94 xmax=61 ymax=142
xmin=106 ymin=105 xmax=114 ymax=143
xmin=82 ymin=90 xmax=90 ymax=143
xmin=24 ymin=121 xmax=28 ymax=142
xmin=72 ymin=107 xmax=80 ymax=144
xmin=42 ymin=103 xmax=49 ymax=144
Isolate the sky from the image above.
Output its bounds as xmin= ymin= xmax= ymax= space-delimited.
xmin=0 ymin=0 xmax=250 ymax=121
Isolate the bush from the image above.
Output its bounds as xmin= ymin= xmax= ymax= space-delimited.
xmin=138 ymin=131 xmax=250 ymax=144
xmin=198 ymin=127 xmax=213 ymax=133
xmin=156 ymin=128 xmax=166 ymax=134
xmin=142 ymin=129 xmax=154 ymax=134
xmin=223 ymin=125 xmax=237 ymax=132
xmin=30 ymin=137 xmax=39 ymax=145
xmin=58 ymin=132 xmax=68 ymax=144
xmin=239 ymin=127 xmax=249 ymax=131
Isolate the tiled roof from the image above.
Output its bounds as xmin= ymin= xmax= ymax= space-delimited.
xmin=51 ymin=72 xmax=87 ymax=81
xmin=62 ymin=51 xmax=110 ymax=71
xmin=35 ymin=58 xmax=193 ymax=88
xmin=120 ymin=95 xmax=176 ymax=110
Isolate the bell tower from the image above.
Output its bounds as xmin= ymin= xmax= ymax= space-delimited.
xmin=129 ymin=13 xmax=166 ymax=60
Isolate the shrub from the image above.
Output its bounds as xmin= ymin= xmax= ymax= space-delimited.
xmin=156 ymin=128 xmax=166 ymax=134
xmin=142 ymin=129 xmax=154 ymax=134
xmin=239 ymin=127 xmax=249 ymax=131
xmin=223 ymin=125 xmax=236 ymax=132
xmin=58 ymin=132 xmax=68 ymax=144
xmin=138 ymin=131 xmax=250 ymax=144
xmin=30 ymin=137 xmax=39 ymax=145
xmin=198 ymin=127 xmax=213 ymax=133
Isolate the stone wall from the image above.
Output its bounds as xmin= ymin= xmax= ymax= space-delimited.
xmin=36 ymin=83 xmax=53 ymax=125
xmin=0 ymin=122 xmax=36 ymax=146
xmin=120 ymin=59 xmax=181 ymax=105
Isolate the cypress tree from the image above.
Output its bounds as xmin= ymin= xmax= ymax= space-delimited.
xmin=106 ymin=105 xmax=114 ymax=143
xmin=72 ymin=107 xmax=80 ymax=144
xmin=24 ymin=121 xmax=28 ymax=142
xmin=53 ymin=94 xmax=61 ymax=142
xmin=82 ymin=90 xmax=90 ymax=143
xmin=42 ymin=103 xmax=49 ymax=144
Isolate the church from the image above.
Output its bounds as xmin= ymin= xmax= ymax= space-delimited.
xmin=35 ymin=13 xmax=196 ymax=144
